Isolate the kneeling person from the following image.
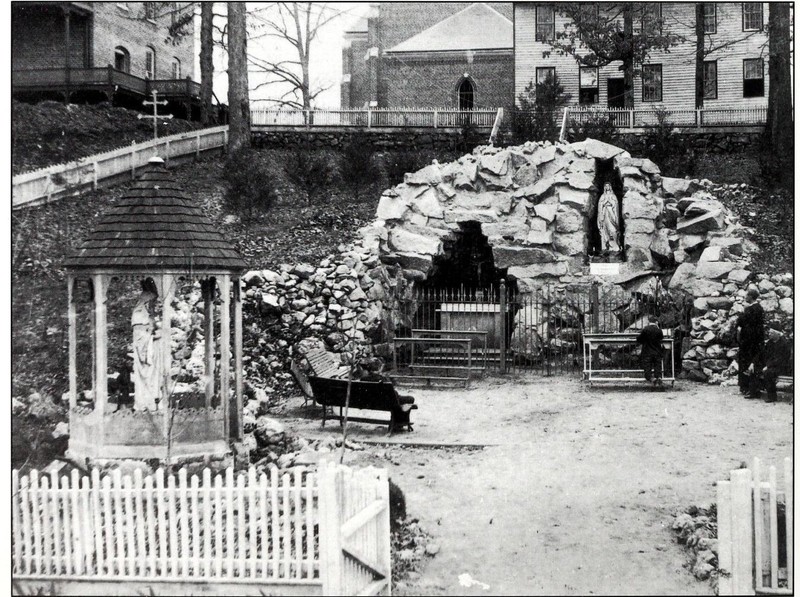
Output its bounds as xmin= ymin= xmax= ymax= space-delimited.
xmin=637 ymin=317 xmax=665 ymax=386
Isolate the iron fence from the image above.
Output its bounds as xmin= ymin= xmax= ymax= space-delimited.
xmin=394 ymin=281 xmax=691 ymax=377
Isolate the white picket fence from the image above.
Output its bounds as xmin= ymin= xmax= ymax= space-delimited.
xmin=251 ymin=107 xmax=499 ymax=129
xmin=12 ymin=125 xmax=229 ymax=210
xmin=12 ymin=463 xmax=391 ymax=596
xmin=717 ymin=457 xmax=793 ymax=596
xmin=564 ymin=106 xmax=767 ymax=130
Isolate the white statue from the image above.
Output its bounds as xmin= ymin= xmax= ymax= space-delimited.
xmin=131 ymin=285 xmax=162 ymax=410
xmin=598 ymin=183 xmax=621 ymax=255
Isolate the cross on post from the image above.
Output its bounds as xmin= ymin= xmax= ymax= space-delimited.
xmin=138 ymin=89 xmax=173 ymax=140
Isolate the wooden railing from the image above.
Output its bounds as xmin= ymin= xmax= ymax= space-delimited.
xmin=12 ymin=67 xmax=200 ymax=99
xmin=564 ymin=106 xmax=767 ymax=131
xmin=12 ymin=463 xmax=390 ymax=596
xmin=717 ymin=457 xmax=793 ymax=595
xmin=12 ymin=125 xmax=229 ymax=209
xmin=251 ymin=107 xmax=499 ymax=129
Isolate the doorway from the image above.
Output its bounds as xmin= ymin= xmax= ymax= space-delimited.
xmin=458 ymin=78 xmax=475 ymax=111
xmin=607 ymin=78 xmax=625 ymax=108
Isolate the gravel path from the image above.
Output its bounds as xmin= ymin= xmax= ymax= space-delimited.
xmin=281 ymin=376 xmax=793 ymax=595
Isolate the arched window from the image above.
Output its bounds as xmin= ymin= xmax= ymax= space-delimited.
xmin=145 ymin=46 xmax=156 ymax=79
xmin=458 ymin=77 xmax=475 ymax=110
xmin=171 ymin=57 xmax=181 ymax=79
xmin=114 ymin=46 xmax=130 ymax=73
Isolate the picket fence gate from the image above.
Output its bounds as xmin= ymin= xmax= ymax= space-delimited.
xmin=11 ymin=462 xmax=390 ymax=596
xmin=717 ymin=457 xmax=793 ymax=596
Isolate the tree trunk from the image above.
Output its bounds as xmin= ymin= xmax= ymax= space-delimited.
xmin=694 ymin=3 xmax=705 ymax=109
xmin=766 ymin=2 xmax=793 ymax=186
xmin=623 ymin=6 xmax=634 ymax=109
xmin=227 ymin=2 xmax=250 ymax=154
xmin=200 ymin=2 xmax=214 ymax=125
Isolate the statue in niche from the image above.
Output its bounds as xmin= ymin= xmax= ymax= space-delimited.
xmin=598 ymin=183 xmax=621 ymax=258
xmin=131 ymin=279 xmax=163 ymax=410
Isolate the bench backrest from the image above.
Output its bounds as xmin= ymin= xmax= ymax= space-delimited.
xmin=305 ymin=348 xmax=346 ymax=378
xmin=308 ymin=376 xmax=399 ymax=411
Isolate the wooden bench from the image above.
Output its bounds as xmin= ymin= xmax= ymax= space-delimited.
xmin=582 ymin=331 xmax=676 ymax=385
xmin=308 ymin=376 xmax=417 ymax=434
xmin=291 ymin=348 xmax=349 ymax=406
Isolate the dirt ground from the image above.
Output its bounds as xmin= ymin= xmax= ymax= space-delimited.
xmin=280 ymin=376 xmax=793 ymax=596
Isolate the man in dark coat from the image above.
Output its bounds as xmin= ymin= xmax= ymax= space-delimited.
xmin=736 ymin=288 xmax=765 ymax=398
xmin=761 ymin=328 xmax=792 ymax=402
xmin=637 ymin=316 xmax=664 ymax=386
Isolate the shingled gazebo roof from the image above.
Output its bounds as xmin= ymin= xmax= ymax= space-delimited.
xmin=65 ymin=157 xmax=246 ymax=273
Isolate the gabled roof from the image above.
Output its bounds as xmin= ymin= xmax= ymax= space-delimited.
xmin=385 ymin=3 xmax=512 ymax=53
xmin=65 ymin=158 xmax=246 ymax=272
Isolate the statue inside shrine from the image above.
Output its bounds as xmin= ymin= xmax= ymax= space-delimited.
xmin=131 ymin=280 xmax=163 ymax=410
xmin=598 ymin=183 xmax=621 ymax=258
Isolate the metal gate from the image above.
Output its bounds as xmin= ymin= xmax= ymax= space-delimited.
xmin=396 ymin=281 xmax=691 ymax=376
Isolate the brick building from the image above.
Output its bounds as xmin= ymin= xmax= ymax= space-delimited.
xmin=12 ymin=2 xmax=199 ymax=116
xmin=514 ymin=3 xmax=770 ymax=111
xmin=341 ymin=2 xmax=514 ymax=113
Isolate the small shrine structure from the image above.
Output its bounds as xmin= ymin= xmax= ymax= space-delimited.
xmin=64 ymin=157 xmax=246 ymax=466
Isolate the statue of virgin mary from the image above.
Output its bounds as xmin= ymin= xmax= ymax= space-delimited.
xmin=131 ymin=282 xmax=162 ymax=410
xmin=598 ymin=183 xmax=621 ymax=255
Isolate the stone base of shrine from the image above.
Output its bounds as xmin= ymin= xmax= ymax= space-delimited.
xmin=67 ymin=405 xmax=231 ymax=468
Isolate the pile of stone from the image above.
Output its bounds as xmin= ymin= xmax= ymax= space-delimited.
xmin=672 ymin=505 xmax=719 ymax=587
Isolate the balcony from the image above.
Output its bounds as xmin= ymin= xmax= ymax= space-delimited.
xmin=12 ymin=66 xmax=200 ymax=102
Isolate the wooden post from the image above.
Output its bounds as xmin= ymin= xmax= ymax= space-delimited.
xmin=196 ymin=131 xmax=201 ymax=159
xmin=68 ymin=276 xmax=77 ymax=409
xmin=92 ymin=161 xmax=98 ymax=191
xmin=730 ymin=468 xmax=756 ymax=595
xmin=591 ymin=283 xmax=600 ymax=333
xmin=499 ymin=279 xmax=507 ymax=374
xmin=159 ymin=275 xmax=175 ymax=441
xmin=785 ymin=458 xmax=793 ymax=593
xmin=202 ymin=278 xmax=216 ymax=407
xmin=92 ymin=274 xmax=108 ymax=417
xmin=131 ymin=141 xmax=137 ymax=179
xmin=433 ymin=109 xmax=438 ymax=129
xmin=367 ymin=108 xmax=372 ymax=129
xmin=319 ymin=463 xmax=343 ymax=596
xmin=377 ymin=469 xmax=392 ymax=595
xmin=219 ymin=275 xmax=231 ymax=441
xmin=233 ymin=277 xmax=243 ymax=441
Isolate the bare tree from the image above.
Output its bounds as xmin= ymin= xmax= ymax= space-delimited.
xmin=227 ymin=2 xmax=251 ymax=153
xmin=247 ymin=3 xmax=343 ymax=109
xmin=543 ymin=3 xmax=683 ymax=108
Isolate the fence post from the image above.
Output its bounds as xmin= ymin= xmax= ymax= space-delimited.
xmin=629 ymin=109 xmax=635 ymax=129
xmin=92 ymin=161 xmax=98 ymax=191
xmin=591 ymin=283 xmax=600 ymax=333
xmin=196 ymin=132 xmax=201 ymax=160
xmin=319 ymin=462 xmax=343 ymax=596
xmin=165 ymin=140 xmax=170 ymax=167
xmin=559 ymin=107 xmax=570 ymax=142
xmin=377 ymin=469 xmax=392 ymax=595
xmin=223 ymin=128 xmax=228 ymax=154
xmin=696 ymin=109 xmax=702 ymax=129
xmin=433 ymin=109 xmax=438 ymax=129
xmin=131 ymin=141 xmax=137 ymax=179
xmin=499 ymin=279 xmax=507 ymax=374
xmin=731 ymin=468 xmax=756 ymax=595
xmin=367 ymin=108 xmax=372 ymax=129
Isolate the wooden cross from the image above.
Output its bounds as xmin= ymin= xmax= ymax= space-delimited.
xmin=138 ymin=89 xmax=173 ymax=140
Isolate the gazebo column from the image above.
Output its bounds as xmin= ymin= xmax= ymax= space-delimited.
xmin=92 ymin=274 xmax=108 ymax=417
xmin=202 ymin=278 xmax=216 ymax=407
xmin=219 ymin=275 xmax=232 ymax=440
xmin=233 ymin=277 xmax=243 ymax=442
xmin=159 ymin=274 xmax=175 ymax=418
xmin=67 ymin=276 xmax=77 ymax=409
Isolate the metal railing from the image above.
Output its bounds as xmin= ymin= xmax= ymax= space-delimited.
xmin=251 ymin=107 xmax=499 ymax=129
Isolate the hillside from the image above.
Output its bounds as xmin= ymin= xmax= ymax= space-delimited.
xmin=12 ymin=100 xmax=203 ymax=175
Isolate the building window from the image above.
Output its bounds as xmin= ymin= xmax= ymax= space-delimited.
xmin=144 ymin=2 xmax=157 ymax=21
xmin=114 ymin=46 xmax=130 ymax=73
xmin=743 ymin=58 xmax=764 ymax=97
xmin=145 ymin=47 xmax=156 ymax=79
xmin=458 ymin=78 xmax=475 ymax=110
xmin=703 ymin=61 xmax=717 ymax=99
xmin=641 ymin=3 xmax=662 ymax=33
xmin=703 ymin=4 xmax=717 ymax=34
xmin=536 ymin=67 xmax=556 ymax=85
xmin=172 ymin=58 xmax=181 ymax=79
xmin=579 ymin=66 xmax=599 ymax=104
xmin=642 ymin=64 xmax=662 ymax=102
xmin=742 ymin=3 xmax=763 ymax=31
xmin=536 ymin=5 xmax=555 ymax=42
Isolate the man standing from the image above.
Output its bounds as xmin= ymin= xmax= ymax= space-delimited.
xmin=736 ymin=287 xmax=765 ymax=399
xmin=637 ymin=316 xmax=664 ymax=387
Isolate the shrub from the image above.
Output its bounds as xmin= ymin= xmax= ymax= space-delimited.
xmin=223 ymin=148 xmax=279 ymax=220
xmin=642 ymin=107 xmax=697 ymax=177
xmin=384 ymin=149 xmax=424 ymax=185
xmin=339 ymin=136 xmax=376 ymax=200
xmin=388 ymin=478 xmax=407 ymax=532
xmin=567 ymin=113 xmax=619 ymax=145
xmin=284 ymin=147 xmax=335 ymax=204
xmin=513 ymin=74 xmax=572 ymax=144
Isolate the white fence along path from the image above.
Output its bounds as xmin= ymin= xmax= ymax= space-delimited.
xmin=717 ymin=457 xmax=792 ymax=596
xmin=12 ymin=462 xmax=391 ymax=596
xmin=13 ymin=125 xmax=229 ymax=209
